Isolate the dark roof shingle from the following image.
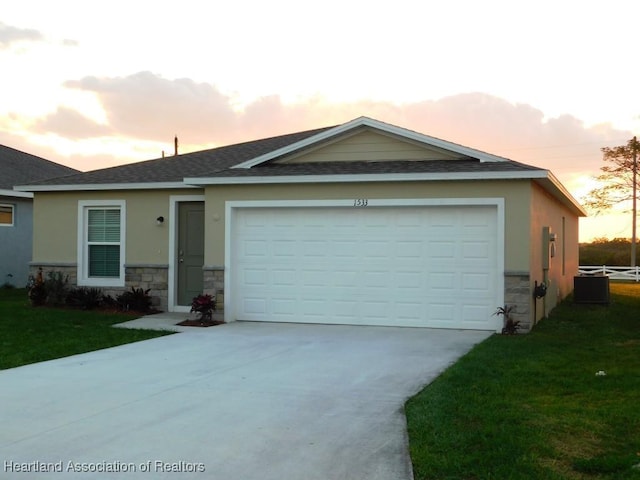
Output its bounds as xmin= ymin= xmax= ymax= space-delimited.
xmin=0 ymin=144 xmax=79 ymax=189
xmin=24 ymin=126 xmax=334 ymax=186
xmin=204 ymin=159 xmax=543 ymax=178
xmin=18 ymin=121 xmax=544 ymax=188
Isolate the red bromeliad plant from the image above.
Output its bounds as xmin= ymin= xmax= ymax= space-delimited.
xmin=190 ymin=294 xmax=216 ymax=322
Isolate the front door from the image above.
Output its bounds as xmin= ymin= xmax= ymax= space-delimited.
xmin=177 ymin=202 xmax=205 ymax=305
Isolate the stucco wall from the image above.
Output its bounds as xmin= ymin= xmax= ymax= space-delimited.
xmin=0 ymin=196 xmax=33 ymax=287
xmin=32 ymin=189 xmax=197 ymax=264
xmin=30 ymin=179 xmax=558 ymax=324
xmin=529 ymin=182 xmax=580 ymax=323
xmin=203 ymin=179 xmax=532 ymax=271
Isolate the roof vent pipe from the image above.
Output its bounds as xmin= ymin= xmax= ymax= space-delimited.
xmin=174 ymin=135 xmax=178 ymax=156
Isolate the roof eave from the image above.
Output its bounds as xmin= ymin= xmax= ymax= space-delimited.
xmin=534 ymin=172 xmax=588 ymax=217
xmin=185 ymin=170 xmax=546 ymax=186
xmin=0 ymin=188 xmax=34 ymax=198
xmin=14 ymin=182 xmax=199 ymax=192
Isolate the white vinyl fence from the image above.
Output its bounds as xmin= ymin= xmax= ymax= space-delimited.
xmin=578 ymin=266 xmax=640 ymax=282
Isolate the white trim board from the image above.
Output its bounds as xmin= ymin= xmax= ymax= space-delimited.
xmin=0 ymin=189 xmax=33 ymax=198
xmin=190 ymin=170 xmax=547 ymax=186
xmin=76 ymin=200 xmax=127 ymax=288
xmin=15 ymin=182 xmax=197 ymax=192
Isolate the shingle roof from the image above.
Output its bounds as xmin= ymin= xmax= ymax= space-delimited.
xmin=17 ymin=118 xmax=544 ymax=189
xmin=25 ymin=126 xmax=335 ymax=186
xmin=0 ymin=144 xmax=79 ymax=190
xmin=205 ymin=159 xmax=543 ymax=178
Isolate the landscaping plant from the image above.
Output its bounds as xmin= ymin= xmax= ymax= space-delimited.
xmin=190 ymin=294 xmax=216 ymax=322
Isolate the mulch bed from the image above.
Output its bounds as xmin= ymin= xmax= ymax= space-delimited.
xmin=176 ymin=319 xmax=225 ymax=328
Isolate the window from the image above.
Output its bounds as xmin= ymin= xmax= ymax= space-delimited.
xmin=78 ymin=201 xmax=125 ymax=286
xmin=0 ymin=204 xmax=14 ymax=226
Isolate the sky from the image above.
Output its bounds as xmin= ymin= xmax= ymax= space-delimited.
xmin=1 ymin=0 xmax=639 ymax=242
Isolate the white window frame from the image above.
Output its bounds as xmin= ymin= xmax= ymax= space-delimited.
xmin=0 ymin=203 xmax=15 ymax=227
xmin=77 ymin=200 xmax=126 ymax=287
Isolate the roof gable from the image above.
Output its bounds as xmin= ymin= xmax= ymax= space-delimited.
xmin=233 ymin=116 xmax=510 ymax=169
xmin=272 ymin=128 xmax=466 ymax=164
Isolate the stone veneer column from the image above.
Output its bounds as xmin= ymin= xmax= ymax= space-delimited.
xmin=124 ymin=265 xmax=168 ymax=311
xmin=203 ymin=266 xmax=224 ymax=311
xmin=504 ymin=272 xmax=532 ymax=332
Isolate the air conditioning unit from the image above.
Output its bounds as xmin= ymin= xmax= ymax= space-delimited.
xmin=573 ymin=275 xmax=610 ymax=304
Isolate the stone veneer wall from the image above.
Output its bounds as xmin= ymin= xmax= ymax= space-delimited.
xmin=29 ymin=263 xmax=77 ymax=287
xmin=124 ymin=265 xmax=168 ymax=311
xmin=203 ymin=266 xmax=224 ymax=310
xmin=504 ymin=272 xmax=532 ymax=332
xmin=29 ymin=263 xmax=169 ymax=312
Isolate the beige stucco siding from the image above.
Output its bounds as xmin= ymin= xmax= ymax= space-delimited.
xmin=280 ymin=130 xmax=462 ymax=163
xmin=32 ymin=189 xmax=196 ymax=265
xmin=529 ymin=182 xmax=580 ymax=321
xmin=203 ymin=179 xmax=533 ymax=271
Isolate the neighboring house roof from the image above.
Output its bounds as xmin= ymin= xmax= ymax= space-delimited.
xmin=14 ymin=116 xmax=586 ymax=215
xmin=0 ymin=144 xmax=79 ymax=198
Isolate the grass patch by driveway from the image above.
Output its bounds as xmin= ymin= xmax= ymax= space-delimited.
xmin=0 ymin=288 xmax=172 ymax=370
xmin=406 ymin=282 xmax=640 ymax=480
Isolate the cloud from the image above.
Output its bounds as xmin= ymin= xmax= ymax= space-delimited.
xmin=64 ymin=72 xmax=237 ymax=143
xmin=32 ymin=107 xmax=112 ymax=139
xmin=0 ymin=22 xmax=43 ymax=48
xmin=19 ymin=71 xmax=634 ymax=186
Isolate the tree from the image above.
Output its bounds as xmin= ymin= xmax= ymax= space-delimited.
xmin=583 ymin=136 xmax=640 ymax=266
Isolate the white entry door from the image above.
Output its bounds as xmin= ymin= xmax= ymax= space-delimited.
xmin=229 ymin=204 xmax=500 ymax=329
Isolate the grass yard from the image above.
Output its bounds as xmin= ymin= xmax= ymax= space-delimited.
xmin=0 ymin=288 xmax=172 ymax=370
xmin=406 ymin=282 xmax=640 ymax=479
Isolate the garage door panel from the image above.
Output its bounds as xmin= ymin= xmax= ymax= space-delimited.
xmin=462 ymin=272 xmax=492 ymax=291
xmin=396 ymin=270 xmax=424 ymax=289
xmin=461 ymin=304 xmax=494 ymax=324
xmin=427 ymin=241 xmax=456 ymax=259
xmin=334 ymin=270 xmax=359 ymax=287
xmin=272 ymin=269 xmax=296 ymax=286
xmin=242 ymin=297 xmax=267 ymax=315
xmin=232 ymin=205 xmax=498 ymax=329
xmin=271 ymin=298 xmax=297 ymax=317
xmin=332 ymin=240 xmax=359 ymax=258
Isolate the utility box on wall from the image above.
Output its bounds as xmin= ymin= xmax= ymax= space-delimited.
xmin=574 ymin=275 xmax=610 ymax=304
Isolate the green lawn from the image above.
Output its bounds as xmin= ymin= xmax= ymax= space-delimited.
xmin=0 ymin=288 xmax=172 ymax=370
xmin=406 ymin=282 xmax=640 ymax=479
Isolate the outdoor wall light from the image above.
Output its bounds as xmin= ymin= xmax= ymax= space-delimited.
xmin=156 ymin=216 xmax=165 ymax=225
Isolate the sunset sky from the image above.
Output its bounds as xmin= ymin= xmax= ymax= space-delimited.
xmin=1 ymin=0 xmax=639 ymax=242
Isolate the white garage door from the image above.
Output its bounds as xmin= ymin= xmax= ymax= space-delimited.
xmin=230 ymin=205 xmax=499 ymax=329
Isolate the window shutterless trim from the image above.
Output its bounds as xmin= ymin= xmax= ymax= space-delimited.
xmin=77 ymin=200 xmax=126 ymax=287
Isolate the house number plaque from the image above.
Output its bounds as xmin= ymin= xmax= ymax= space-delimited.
xmin=353 ymin=199 xmax=369 ymax=207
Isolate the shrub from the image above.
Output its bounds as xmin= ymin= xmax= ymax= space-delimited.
xmin=66 ymin=287 xmax=104 ymax=310
xmin=116 ymin=287 xmax=152 ymax=313
xmin=44 ymin=271 xmax=69 ymax=306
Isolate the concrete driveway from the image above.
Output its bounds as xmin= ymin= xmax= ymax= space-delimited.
xmin=0 ymin=320 xmax=491 ymax=479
